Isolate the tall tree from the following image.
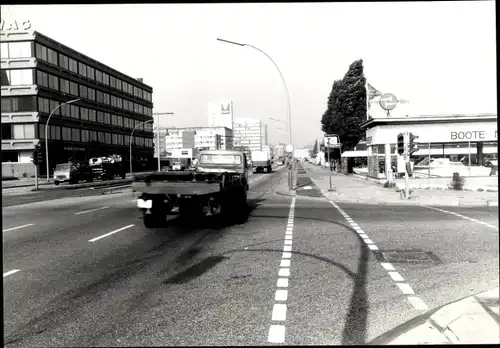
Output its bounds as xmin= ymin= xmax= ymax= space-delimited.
xmin=320 ymin=59 xmax=367 ymax=152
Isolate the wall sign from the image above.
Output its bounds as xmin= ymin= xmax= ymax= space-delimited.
xmin=450 ymin=130 xmax=497 ymax=141
xmin=0 ymin=20 xmax=31 ymax=31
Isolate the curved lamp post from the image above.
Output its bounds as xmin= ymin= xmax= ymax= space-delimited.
xmin=217 ymin=38 xmax=292 ymax=147
xmin=129 ymin=119 xmax=154 ymax=175
xmin=45 ymin=98 xmax=81 ymax=181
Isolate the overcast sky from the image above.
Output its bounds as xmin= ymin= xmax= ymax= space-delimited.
xmin=3 ymin=2 xmax=496 ymax=148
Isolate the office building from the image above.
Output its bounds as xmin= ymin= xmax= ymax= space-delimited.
xmin=233 ymin=118 xmax=267 ymax=152
xmin=1 ymin=28 xmax=154 ymax=176
xmin=208 ymin=101 xmax=234 ymax=130
xmin=162 ymin=126 xmax=233 ymax=153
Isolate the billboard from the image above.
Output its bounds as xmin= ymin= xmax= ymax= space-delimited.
xmin=208 ymin=101 xmax=233 ymax=129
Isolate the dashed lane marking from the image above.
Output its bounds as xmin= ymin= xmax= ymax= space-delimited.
xmin=75 ymin=206 xmax=110 ymax=215
xmin=327 ymin=200 xmax=428 ymax=311
xmin=3 ymin=224 xmax=34 ymax=233
xmin=88 ymin=224 xmax=135 ymax=242
xmin=422 ymin=205 xmax=499 ymax=230
xmin=3 ymin=269 xmax=20 ymax=278
xmin=268 ymin=196 xmax=296 ymax=344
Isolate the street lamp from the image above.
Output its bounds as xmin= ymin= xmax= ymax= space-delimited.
xmin=45 ymin=98 xmax=81 ymax=181
xmin=217 ymin=38 xmax=292 ymax=147
xmin=129 ymin=119 xmax=155 ymax=175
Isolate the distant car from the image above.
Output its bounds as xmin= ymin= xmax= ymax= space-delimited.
xmin=172 ymin=161 xmax=184 ymax=171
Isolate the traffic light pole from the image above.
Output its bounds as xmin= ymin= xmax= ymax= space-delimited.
xmin=34 ymin=163 xmax=39 ymax=191
xmin=404 ymin=131 xmax=409 ymax=200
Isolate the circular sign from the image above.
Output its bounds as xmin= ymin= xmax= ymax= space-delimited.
xmin=285 ymin=144 xmax=294 ymax=152
xmin=379 ymin=93 xmax=398 ymax=111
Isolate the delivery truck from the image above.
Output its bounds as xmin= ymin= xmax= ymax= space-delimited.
xmin=251 ymin=150 xmax=272 ymax=173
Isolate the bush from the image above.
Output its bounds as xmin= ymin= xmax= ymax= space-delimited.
xmin=383 ymin=181 xmax=396 ymax=188
xmin=22 ymin=172 xmax=29 ymax=178
xmin=450 ymin=173 xmax=465 ymax=190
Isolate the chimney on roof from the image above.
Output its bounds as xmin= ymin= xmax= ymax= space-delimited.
xmin=137 ymin=78 xmax=143 ymax=83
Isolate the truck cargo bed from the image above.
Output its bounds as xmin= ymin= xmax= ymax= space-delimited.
xmin=132 ymin=171 xmax=224 ymax=195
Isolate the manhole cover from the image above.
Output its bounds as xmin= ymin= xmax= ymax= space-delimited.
xmin=375 ymin=250 xmax=442 ymax=264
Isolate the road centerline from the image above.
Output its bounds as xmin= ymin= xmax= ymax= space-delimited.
xmin=88 ymin=224 xmax=135 ymax=242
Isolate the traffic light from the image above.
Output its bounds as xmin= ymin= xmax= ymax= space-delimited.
xmin=31 ymin=144 xmax=40 ymax=165
xmin=409 ymin=133 xmax=419 ymax=156
xmin=397 ymin=133 xmax=405 ymax=156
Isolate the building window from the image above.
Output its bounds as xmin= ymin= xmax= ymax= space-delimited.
xmin=1 ymin=96 xmax=37 ymax=113
xmin=105 ymin=132 xmax=111 ymax=144
xmin=96 ymin=90 xmax=103 ymax=103
xmin=97 ymin=111 xmax=104 ymax=123
xmin=112 ymin=133 xmax=118 ymax=144
xmin=35 ymin=43 xmax=48 ymax=61
xmin=87 ymin=109 xmax=96 ymax=122
xmin=81 ymin=129 xmax=90 ymax=142
xmin=48 ymin=74 xmax=59 ymax=91
xmin=81 ymin=107 xmax=89 ymax=121
xmin=60 ymin=103 xmax=70 ymax=117
xmin=2 ymin=69 xmax=34 ymax=86
xmin=123 ymin=99 xmax=128 ymax=111
xmin=90 ymin=130 xmax=97 ymax=142
xmin=78 ymin=62 xmax=87 ymax=77
xmin=48 ymin=125 xmax=61 ymax=140
xmin=137 ymin=88 xmax=143 ymax=99
xmin=13 ymin=124 xmax=35 ymax=139
xmin=98 ymin=131 xmax=104 ymax=143
xmin=138 ymin=104 xmax=143 ymax=115
xmin=59 ymin=54 xmax=69 ymax=70
xmin=36 ymin=70 xmax=48 ymax=87
xmin=111 ymin=114 xmax=117 ymax=126
xmin=62 ymin=127 xmax=71 ymax=141
xmin=103 ymin=92 xmax=110 ymax=105
xmin=118 ymin=134 xmax=124 ymax=145
xmin=96 ymin=69 xmax=102 ymax=83
xmin=103 ymin=72 xmax=109 ymax=85
xmin=110 ymin=76 xmax=116 ymax=89
xmin=117 ymin=97 xmax=122 ymax=109
xmin=60 ymin=78 xmax=70 ymax=94
xmin=72 ymin=128 xmax=81 ymax=142
xmin=37 ymin=97 xmax=50 ymax=113
xmin=47 ymin=48 xmax=58 ymax=65
xmin=128 ymin=83 xmax=133 ymax=95
xmin=117 ymin=115 xmax=123 ymax=127
xmin=104 ymin=112 xmax=111 ymax=124
xmin=68 ymin=58 xmax=78 ymax=73
xmin=79 ymin=85 xmax=88 ymax=99
xmin=88 ymin=88 xmax=95 ymax=101
xmin=70 ymin=105 xmax=79 ymax=119
xmin=4 ymin=41 xmax=33 ymax=59
xmin=70 ymin=81 xmax=78 ymax=96
xmin=87 ymin=66 xmax=95 ymax=80
xmin=116 ymin=79 xmax=122 ymax=91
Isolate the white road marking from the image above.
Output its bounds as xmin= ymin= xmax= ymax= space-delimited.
xmin=397 ymin=283 xmax=415 ymax=295
xmin=275 ymin=289 xmax=288 ymax=301
xmin=280 ymin=259 xmax=291 ymax=267
xmin=268 ymin=325 xmax=286 ymax=343
xmin=422 ymin=205 xmax=499 ymax=230
xmin=88 ymin=224 xmax=135 ymax=242
xmin=279 ymin=268 xmax=290 ymax=277
xmin=277 ymin=278 xmax=289 ymax=288
xmin=3 ymin=223 xmax=34 ymax=232
xmin=408 ymin=296 xmax=429 ymax=310
xmin=326 ymin=199 xmax=428 ymax=311
xmin=303 ymin=186 xmax=312 ymax=190
xmin=381 ymin=262 xmax=395 ymax=271
xmin=75 ymin=206 xmax=110 ymax=215
xmin=272 ymin=303 xmax=287 ymax=321
xmin=3 ymin=269 xmax=20 ymax=277
xmin=268 ymin=196 xmax=295 ymax=344
xmin=388 ymin=271 xmax=405 ymax=282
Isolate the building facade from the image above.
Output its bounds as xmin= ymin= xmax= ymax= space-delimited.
xmin=1 ymin=28 xmax=154 ymax=176
xmin=208 ymin=101 xmax=233 ymax=130
xmin=361 ymin=114 xmax=498 ymax=179
xmin=162 ymin=126 xmax=233 ymax=152
xmin=233 ymin=118 xmax=267 ymax=152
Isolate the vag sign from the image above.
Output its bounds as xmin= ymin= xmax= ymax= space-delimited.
xmin=0 ymin=20 xmax=32 ymax=31
xmin=221 ymin=103 xmax=231 ymax=114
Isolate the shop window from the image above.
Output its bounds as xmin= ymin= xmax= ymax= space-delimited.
xmin=13 ymin=124 xmax=35 ymax=139
xmin=89 ymin=109 xmax=96 ymax=122
xmin=70 ymin=81 xmax=79 ymax=96
xmin=59 ymin=54 xmax=69 ymax=70
xmin=60 ymin=78 xmax=70 ymax=94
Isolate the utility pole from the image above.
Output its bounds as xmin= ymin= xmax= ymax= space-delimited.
xmin=404 ymin=131 xmax=409 ymax=199
xmin=327 ymin=138 xmax=333 ymax=191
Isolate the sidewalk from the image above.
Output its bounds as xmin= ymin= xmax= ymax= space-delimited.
xmin=302 ymin=162 xmax=499 ymax=207
xmin=386 ymin=288 xmax=499 ymax=344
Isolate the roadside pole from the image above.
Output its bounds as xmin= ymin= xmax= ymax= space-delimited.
xmin=327 ymin=139 xmax=333 ymax=191
xmin=404 ymin=131 xmax=409 ymax=199
xmin=34 ymin=163 xmax=39 ymax=191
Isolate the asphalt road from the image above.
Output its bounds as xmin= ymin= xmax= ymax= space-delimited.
xmin=3 ymin=165 xmax=498 ymax=346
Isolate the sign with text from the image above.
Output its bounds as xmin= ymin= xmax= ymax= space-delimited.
xmin=0 ymin=20 xmax=31 ymax=31
xmin=324 ymin=135 xmax=340 ymax=147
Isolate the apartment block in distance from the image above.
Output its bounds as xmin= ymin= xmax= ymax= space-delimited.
xmin=163 ymin=126 xmax=233 ymax=152
xmin=1 ymin=26 xmax=154 ymax=177
xmin=233 ymin=118 xmax=267 ymax=152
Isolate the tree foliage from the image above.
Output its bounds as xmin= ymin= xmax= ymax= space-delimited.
xmin=320 ymin=59 xmax=367 ymax=151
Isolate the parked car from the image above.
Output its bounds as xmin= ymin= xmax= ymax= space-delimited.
xmin=53 ymin=162 xmax=93 ymax=185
